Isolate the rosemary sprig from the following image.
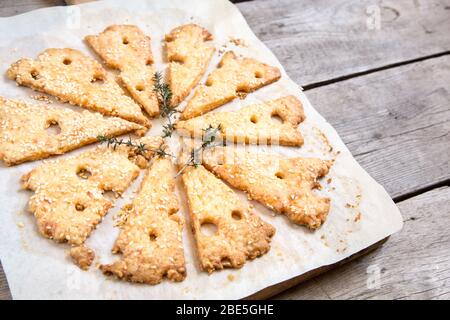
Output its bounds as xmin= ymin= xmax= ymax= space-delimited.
xmin=97 ymin=135 xmax=174 ymax=158
xmin=175 ymin=124 xmax=223 ymax=177
xmin=153 ymin=72 xmax=178 ymax=138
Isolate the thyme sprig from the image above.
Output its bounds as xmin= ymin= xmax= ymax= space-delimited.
xmin=97 ymin=74 xmax=221 ymax=178
xmin=153 ymin=72 xmax=178 ymax=138
xmin=175 ymin=124 xmax=223 ymax=177
xmin=97 ymin=135 xmax=174 ymax=158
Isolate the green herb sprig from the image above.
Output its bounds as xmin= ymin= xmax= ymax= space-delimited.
xmin=153 ymin=72 xmax=178 ymax=138
xmin=97 ymin=135 xmax=174 ymax=159
xmin=175 ymin=124 xmax=223 ymax=177
xmin=97 ymin=73 xmax=222 ymax=179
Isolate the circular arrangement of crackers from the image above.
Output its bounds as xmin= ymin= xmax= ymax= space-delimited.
xmin=0 ymin=24 xmax=332 ymax=285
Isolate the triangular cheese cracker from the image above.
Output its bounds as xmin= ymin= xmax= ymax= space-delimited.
xmin=165 ymin=24 xmax=215 ymax=105
xmin=0 ymin=97 xmax=143 ymax=166
xmin=7 ymin=48 xmax=151 ymax=127
xmin=85 ymin=25 xmax=159 ymax=117
xmin=202 ymin=147 xmax=333 ymax=229
xmin=180 ymin=51 xmax=281 ymax=119
xmin=101 ymin=156 xmax=186 ymax=284
xmin=177 ymin=96 xmax=305 ymax=146
xmin=21 ymin=136 xmax=163 ymax=246
xmin=181 ymin=164 xmax=275 ymax=273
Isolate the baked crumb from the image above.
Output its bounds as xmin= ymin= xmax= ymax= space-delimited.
xmin=229 ymin=37 xmax=247 ymax=47
xmin=30 ymin=94 xmax=52 ymax=104
xmin=70 ymin=245 xmax=95 ymax=271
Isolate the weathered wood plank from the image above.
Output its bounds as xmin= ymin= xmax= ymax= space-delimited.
xmin=4 ymin=0 xmax=450 ymax=88
xmin=275 ymin=187 xmax=450 ymax=300
xmin=0 ymin=0 xmax=250 ymax=17
xmin=249 ymin=238 xmax=388 ymax=299
xmin=308 ymin=55 xmax=450 ymax=199
xmin=0 ymin=262 xmax=11 ymax=300
xmin=0 ymin=0 xmax=65 ymax=17
xmin=238 ymin=0 xmax=450 ymax=86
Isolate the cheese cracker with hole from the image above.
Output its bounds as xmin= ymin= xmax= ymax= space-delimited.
xmin=101 ymin=156 xmax=186 ymax=284
xmin=21 ymin=136 xmax=163 ymax=246
xmin=0 ymin=97 xmax=143 ymax=166
xmin=6 ymin=48 xmax=150 ymax=127
xmin=203 ymin=147 xmax=333 ymax=229
xmin=181 ymin=164 xmax=275 ymax=273
xmin=165 ymin=24 xmax=215 ymax=105
xmin=85 ymin=25 xmax=160 ymax=117
xmin=180 ymin=51 xmax=281 ymax=119
xmin=177 ymin=96 xmax=305 ymax=146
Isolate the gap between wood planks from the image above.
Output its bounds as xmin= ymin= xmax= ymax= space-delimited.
xmin=303 ymin=50 xmax=450 ymax=91
xmin=274 ymin=186 xmax=450 ymax=300
xmin=393 ymin=178 xmax=450 ymax=203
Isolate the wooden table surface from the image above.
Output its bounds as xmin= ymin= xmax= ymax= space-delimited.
xmin=1 ymin=0 xmax=449 ymax=300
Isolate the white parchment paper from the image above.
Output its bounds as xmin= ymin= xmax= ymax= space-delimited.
xmin=0 ymin=0 xmax=403 ymax=299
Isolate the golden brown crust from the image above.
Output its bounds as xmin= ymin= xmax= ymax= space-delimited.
xmin=21 ymin=136 xmax=163 ymax=246
xmin=165 ymin=24 xmax=215 ymax=105
xmin=180 ymin=51 xmax=281 ymax=119
xmin=202 ymin=147 xmax=333 ymax=229
xmin=176 ymin=96 xmax=305 ymax=146
xmin=70 ymin=245 xmax=95 ymax=270
xmin=0 ymin=97 xmax=143 ymax=166
xmin=85 ymin=25 xmax=159 ymax=117
xmin=181 ymin=164 xmax=275 ymax=273
xmin=6 ymin=48 xmax=151 ymax=127
xmin=101 ymin=157 xmax=186 ymax=284
xmin=85 ymin=25 xmax=154 ymax=70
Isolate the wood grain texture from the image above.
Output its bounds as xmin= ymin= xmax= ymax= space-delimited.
xmin=275 ymin=187 xmax=450 ymax=300
xmin=0 ymin=262 xmax=11 ymax=300
xmin=248 ymin=239 xmax=388 ymax=299
xmin=237 ymin=0 xmax=450 ymax=86
xmin=306 ymin=55 xmax=450 ymax=199
xmin=0 ymin=0 xmax=65 ymax=17
xmin=0 ymin=0 xmax=449 ymax=300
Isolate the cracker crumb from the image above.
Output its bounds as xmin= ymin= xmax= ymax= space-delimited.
xmin=229 ymin=37 xmax=247 ymax=47
xmin=30 ymin=94 xmax=52 ymax=104
xmin=227 ymin=274 xmax=235 ymax=282
xmin=70 ymin=245 xmax=95 ymax=271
